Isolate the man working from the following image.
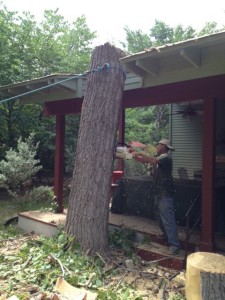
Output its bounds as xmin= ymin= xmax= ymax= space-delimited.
xmin=132 ymin=139 xmax=179 ymax=255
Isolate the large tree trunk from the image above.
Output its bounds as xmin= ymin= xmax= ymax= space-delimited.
xmin=66 ymin=43 xmax=126 ymax=256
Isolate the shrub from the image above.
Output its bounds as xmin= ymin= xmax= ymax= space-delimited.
xmin=0 ymin=133 xmax=42 ymax=197
xmin=25 ymin=185 xmax=54 ymax=203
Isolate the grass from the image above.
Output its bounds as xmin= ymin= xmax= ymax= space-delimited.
xmin=0 ymin=191 xmax=21 ymax=222
xmin=0 ymin=189 xmax=69 ymax=227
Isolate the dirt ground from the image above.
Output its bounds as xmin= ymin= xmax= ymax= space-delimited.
xmin=0 ymin=233 xmax=186 ymax=300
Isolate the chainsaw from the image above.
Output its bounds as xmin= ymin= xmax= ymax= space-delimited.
xmin=114 ymin=143 xmax=133 ymax=160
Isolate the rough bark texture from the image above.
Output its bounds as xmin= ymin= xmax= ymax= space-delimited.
xmin=201 ymin=272 xmax=225 ymax=300
xmin=66 ymin=43 xmax=126 ymax=256
xmin=185 ymin=252 xmax=225 ymax=300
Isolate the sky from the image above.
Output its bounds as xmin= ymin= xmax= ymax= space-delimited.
xmin=3 ymin=0 xmax=225 ymax=46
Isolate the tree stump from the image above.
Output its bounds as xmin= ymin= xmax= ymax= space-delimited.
xmin=66 ymin=43 xmax=126 ymax=256
xmin=185 ymin=252 xmax=225 ymax=300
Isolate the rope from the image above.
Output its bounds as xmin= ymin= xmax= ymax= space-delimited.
xmin=91 ymin=63 xmax=126 ymax=79
xmin=0 ymin=64 xmax=126 ymax=105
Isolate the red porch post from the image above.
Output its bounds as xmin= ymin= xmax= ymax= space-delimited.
xmin=117 ymin=108 xmax=125 ymax=170
xmin=54 ymin=114 xmax=65 ymax=213
xmin=199 ymin=98 xmax=216 ymax=251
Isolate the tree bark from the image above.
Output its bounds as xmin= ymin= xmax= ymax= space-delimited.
xmin=201 ymin=272 xmax=225 ymax=300
xmin=66 ymin=43 xmax=126 ymax=256
xmin=185 ymin=252 xmax=225 ymax=300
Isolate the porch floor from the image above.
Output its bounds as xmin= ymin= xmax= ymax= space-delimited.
xmin=17 ymin=209 xmax=225 ymax=270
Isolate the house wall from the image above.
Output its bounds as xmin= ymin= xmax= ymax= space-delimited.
xmin=171 ymin=103 xmax=203 ymax=179
xmin=171 ymin=100 xmax=225 ymax=180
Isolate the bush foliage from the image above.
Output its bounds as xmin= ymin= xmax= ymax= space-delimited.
xmin=0 ymin=133 xmax=54 ymax=205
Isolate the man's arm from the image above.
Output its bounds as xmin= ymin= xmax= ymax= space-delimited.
xmin=132 ymin=151 xmax=158 ymax=164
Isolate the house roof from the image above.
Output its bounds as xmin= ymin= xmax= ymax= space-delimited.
xmin=0 ymin=71 xmax=142 ymax=105
xmin=120 ymin=30 xmax=225 ymax=87
xmin=1 ymin=30 xmax=225 ymax=104
xmin=0 ymin=74 xmax=85 ymax=104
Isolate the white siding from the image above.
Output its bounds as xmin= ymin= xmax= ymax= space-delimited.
xmin=171 ymin=103 xmax=203 ymax=179
xmin=124 ymin=72 xmax=142 ymax=90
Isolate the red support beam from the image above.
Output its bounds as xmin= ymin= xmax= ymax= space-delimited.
xmin=122 ymin=74 xmax=225 ymax=108
xmin=44 ymin=98 xmax=83 ymax=115
xmin=117 ymin=108 xmax=125 ymax=170
xmin=54 ymin=114 xmax=65 ymax=213
xmin=200 ymin=98 xmax=216 ymax=251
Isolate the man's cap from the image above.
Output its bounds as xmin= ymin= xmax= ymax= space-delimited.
xmin=158 ymin=139 xmax=175 ymax=151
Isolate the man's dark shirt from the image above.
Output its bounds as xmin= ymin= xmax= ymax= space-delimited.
xmin=152 ymin=153 xmax=175 ymax=197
